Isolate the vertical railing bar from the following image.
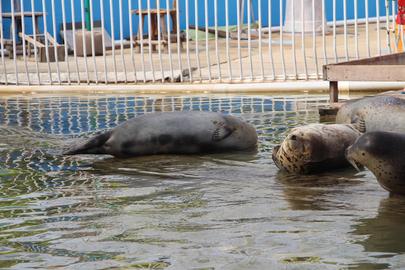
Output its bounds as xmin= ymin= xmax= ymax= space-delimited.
xmin=376 ymin=0 xmax=381 ymax=55
xmin=89 ymin=0 xmax=98 ymax=83
xmin=214 ymin=0 xmax=222 ymax=81
xmin=128 ymin=0 xmax=138 ymax=82
xmin=204 ymin=0 xmax=212 ymax=81
xmin=185 ymin=0 xmax=193 ymax=82
xmin=354 ymin=0 xmax=359 ymax=59
xmin=258 ymin=0 xmax=264 ymax=80
xmin=392 ymin=0 xmax=398 ymax=52
xmin=167 ymin=0 xmax=174 ymax=82
xmin=301 ymin=0 xmax=308 ymax=79
xmin=100 ymin=0 xmax=108 ymax=83
xmin=237 ymin=0 xmax=243 ymax=80
xmin=51 ymin=0 xmax=61 ymax=84
xmin=291 ymin=0 xmax=297 ymax=78
xmin=156 ymin=0 xmax=164 ymax=82
xmin=119 ymin=0 xmax=127 ymax=83
xmin=176 ymin=0 xmax=183 ymax=81
xmin=0 ymin=0 xmax=7 ymax=85
xmin=332 ymin=0 xmax=338 ymax=62
xmin=279 ymin=0 xmax=286 ymax=80
xmin=322 ymin=0 xmax=328 ymax=65
xmin=312 ymin=0 xmax=319 ymax=78
xmin=61 ymin=0 xmax=71 ymax=84
xmin=138 ymin=0 xmax=147 ymax=82
xmin=225 ymin=0 xmax=232 ymax=80
xmin=70 ymin=0 xmax=81 ymax=83
xmin=385 ymin=0 xmax=392 ymax=53
xmin=247 ymin=0 xmax=253 ymax=79
xmin=41 ymin=0 xmax=52 ymax=84
xmin=19 ymin=0 xmax=30 ymax=85
xmin=80 ymin=0 xmax=90 ymax=83
xmin=10 ymin=0 xmax=19 ymax=84
xmin=146 ymin=0 xmax=156 ymax=82
xmin=109 ymin=0 xmax=118 ymax=83
xmin=343 ymin=0 xmax=349 ymax=61
xmin=194 ymin=0 xmax=202 ymax=81
xmin=268 ymin=0 xmax=275 ymax=80
xmin=365 ymin=0 xmax=371 ymax=57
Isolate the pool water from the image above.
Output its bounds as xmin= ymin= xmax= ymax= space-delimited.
xmin=0 ymin=95 xmax=405 ymax=270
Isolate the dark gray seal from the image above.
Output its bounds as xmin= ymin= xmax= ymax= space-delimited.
xmin=272 ymin=124 xmax=361 ymax=174
xmin=336 ymin=95 xmax=405 ymax=133
xmin=346 ymin=131 xmax=405 ymax=195
xmin=64 ymin=111 xmax=258 ymax=157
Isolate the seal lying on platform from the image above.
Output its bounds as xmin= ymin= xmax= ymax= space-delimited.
xmin=336 ymin=95 xmax=405 ymax=133
xmin=272 ymin=124 xmax=361 ymax=174
xmin=63 ymin=111 xmax=258 ymax=157
xmin=346 ymin=131 xmax=405 ymax=195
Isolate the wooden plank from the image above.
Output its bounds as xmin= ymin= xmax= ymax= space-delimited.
xmin=334 ymin=52 xmax=405 ymax=66
xmin=1 ymin=12 xmax=44 ymax=18
xmin=18 ymin=33 xmax=45 ymax=48
xmin=46 ymin=32 xmax=59 ymax=46
xmin=189 ymin=25 xmax=228 ymax=38
xmin=324 ymin=65 xmax=405 ymax=81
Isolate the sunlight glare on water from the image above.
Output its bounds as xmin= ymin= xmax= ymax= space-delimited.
xmin=0 ymin=94 xmax=404 ymax=270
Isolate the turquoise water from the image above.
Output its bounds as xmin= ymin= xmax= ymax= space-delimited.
xmin=0 ymin=95 xmax=404 ymax=270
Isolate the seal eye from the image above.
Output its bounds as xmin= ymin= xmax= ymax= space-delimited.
xmin=290 ymin=135 xmax=297 ymax=141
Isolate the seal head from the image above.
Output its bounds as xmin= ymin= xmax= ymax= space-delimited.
xmin=346 ymin=131 xmax=405 ymax=195
xmin=272 ymin=124 xmax=361 ymax=174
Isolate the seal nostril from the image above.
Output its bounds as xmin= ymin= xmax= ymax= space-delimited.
xmin=290 ymin=135 xmax=297 ymax=141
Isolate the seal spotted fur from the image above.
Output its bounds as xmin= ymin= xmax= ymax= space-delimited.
xmin=336 ymin=95 xmax=405 ymax=133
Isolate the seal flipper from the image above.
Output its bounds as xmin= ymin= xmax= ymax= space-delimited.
xmin=212 ymin=122 xmax=235 ymax=141
xmin=63 ymin=130 xmax=112 ymax=155
xmin=358 ymin=119 xmax=366 ymax=133
xmin=351 ymin=115 xmax=366 ymax=133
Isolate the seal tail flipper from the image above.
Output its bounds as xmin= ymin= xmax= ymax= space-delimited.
xmin=63 ymin=130 xmax=112 ymax=155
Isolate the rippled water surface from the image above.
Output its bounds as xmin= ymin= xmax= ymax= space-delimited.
xmin=0 ymin=94 xmax=405 ymax=270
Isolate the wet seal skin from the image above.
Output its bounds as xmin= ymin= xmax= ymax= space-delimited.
xmin=336 ymin=95 xmax=405 ymax=133
xmin=272 ymin=124 xmax=361 ymax=174
xmin=346 ymin=131 xmax=405 ymax=195
xmin=64 ymin=111 xmax=258 ymax=157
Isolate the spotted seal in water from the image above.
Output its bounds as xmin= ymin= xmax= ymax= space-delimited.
xmin=272 ymin=124 xmax=361 ymax=174
xmin=63 ymin=111 xmax=258 ymax=157
xmin=346 ymin=131 xmax=405 ymax=195
xmin=336 ymin=95 xmax=405 ymax=133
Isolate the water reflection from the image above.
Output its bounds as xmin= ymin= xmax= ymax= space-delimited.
xmin=350 ymin=195 xmax=405 ymax=270
xmin=276 ymin=169 xmax=362 ymax=211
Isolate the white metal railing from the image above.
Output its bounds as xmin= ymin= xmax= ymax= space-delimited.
xmin=0 ymin=0 xmax=399 ymax=85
